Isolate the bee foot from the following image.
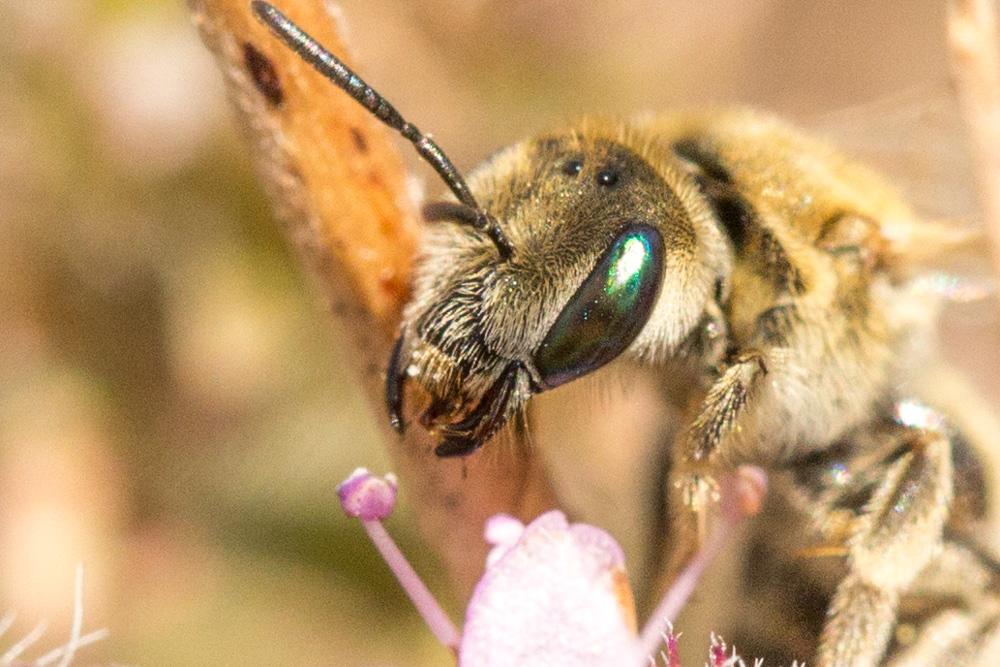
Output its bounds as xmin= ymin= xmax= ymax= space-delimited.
xmin=677 ymin=471 xmax=721 ymax=513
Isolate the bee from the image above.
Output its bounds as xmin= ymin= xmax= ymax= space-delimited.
xmin=253 ymin=2 xmax=1000 ymax=664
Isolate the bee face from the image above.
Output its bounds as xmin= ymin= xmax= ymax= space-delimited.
xmin=390 ymin=124 xmax=730 ymax=456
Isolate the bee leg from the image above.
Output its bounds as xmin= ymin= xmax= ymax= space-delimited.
xmin=677 ymin=305 xmax=790 ymax=539
xmin=883 ymin=539 xmax=1000 ymax=664
xmin=689 ymin=349 xmax=768 ymax=462
xmin=687 ymin=303 xmax=798 ymax=463
xmin=669 ymin=349 xmax=765 ymax=548
xmin=887 ymin=608 xmax=1000 ymax=666
xmin=970 ymin=613 xmax=1000 ymax=665
xmin=816 ymin=430 xmax=953 ymax=667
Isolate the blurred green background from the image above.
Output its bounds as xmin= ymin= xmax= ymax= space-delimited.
xmin=1 ymin=1 xmax=997 ymax=665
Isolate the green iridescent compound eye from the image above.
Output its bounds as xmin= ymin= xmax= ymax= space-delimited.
xmin=534 ymin=224 xmax=664 ymax=388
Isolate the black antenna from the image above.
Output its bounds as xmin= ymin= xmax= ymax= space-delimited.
xmin=251 ymin=1 xmax=513 ymax=259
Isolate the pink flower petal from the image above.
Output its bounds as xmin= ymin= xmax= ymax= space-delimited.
xmin=460 ymin=511 xmax=640 ymax=667
xmin=484 ymin=514 xmax=526 ymax=569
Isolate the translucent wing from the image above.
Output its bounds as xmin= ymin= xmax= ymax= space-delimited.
xmin=804 ymin=87 xmax=1000 ymax=413
xmin=802 ymin=86 xmax=981 ymax=223
xmin=803 ymin=86 xmax=995 ymax=302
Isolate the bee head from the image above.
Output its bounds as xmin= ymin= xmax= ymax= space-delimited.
xmin=251 ymin=4 xmax=728 ymax=457
xmin=391 ymin=124 xmax=729 ymax=456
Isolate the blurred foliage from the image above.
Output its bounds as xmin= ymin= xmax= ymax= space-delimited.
xmin=0 ymin=0 xmax=997 ymax=665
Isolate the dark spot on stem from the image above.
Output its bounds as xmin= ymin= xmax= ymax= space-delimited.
xmin=243 ymin=42 xmax=283 ymax=106
xmin=349 ymin=127 xmax=369 ymax=154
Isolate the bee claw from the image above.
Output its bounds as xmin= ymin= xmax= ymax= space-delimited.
xmin=419 ymin=397 xmax=453 ymax=429
xmin=432 ymin=361 xmax=523 ymax=458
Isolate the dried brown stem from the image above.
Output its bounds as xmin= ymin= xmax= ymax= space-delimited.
xmin=949 ymin=0 xmax=1000 ymax=283
xmin=187 ymin=0 xmax=555 ymax=594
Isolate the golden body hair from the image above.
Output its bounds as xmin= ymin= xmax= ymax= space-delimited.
xmin=400 ymin=111 xmax=1000 ymax=665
